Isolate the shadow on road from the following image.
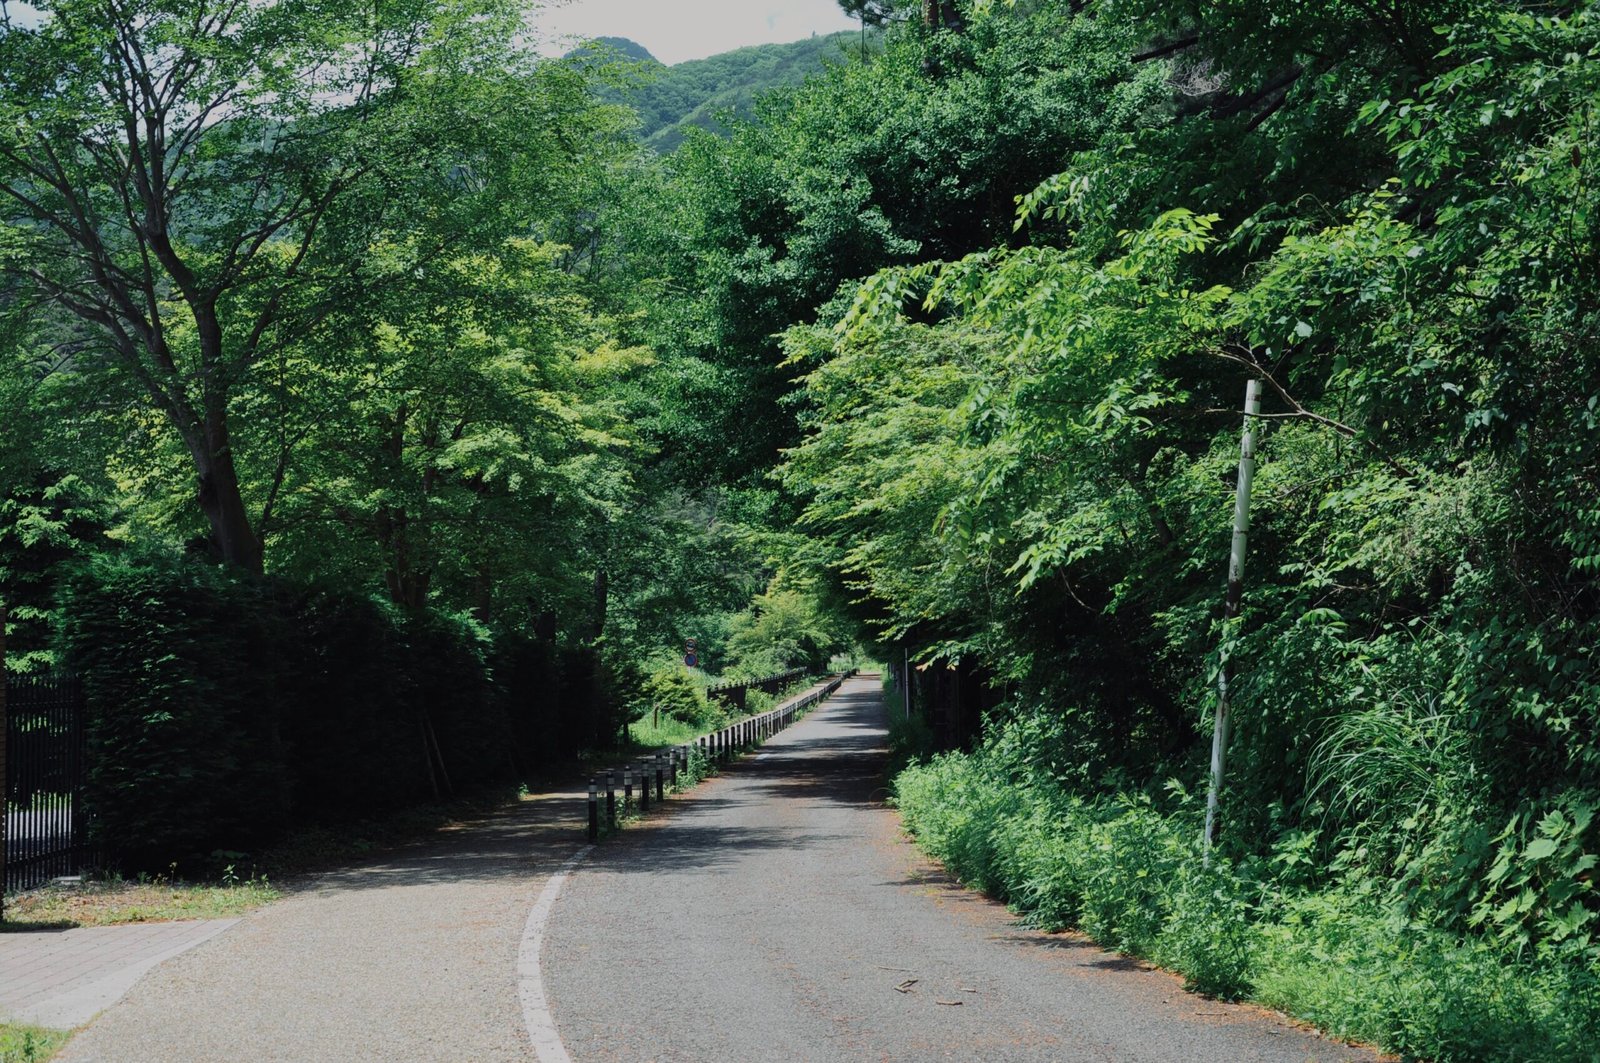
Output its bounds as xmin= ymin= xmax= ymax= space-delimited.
xmin=276 ymin=683 xmax=887 ymax=898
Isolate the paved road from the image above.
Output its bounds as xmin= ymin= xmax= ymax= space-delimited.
xmin=52 ymin=790 xmax=585 ymax=1062
xmin=543 ymin=676 xmax=1374 ymax=1062
xmin=30 ymin=677 xmax=841 ymax=1063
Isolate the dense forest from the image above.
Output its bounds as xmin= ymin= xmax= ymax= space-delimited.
xmin=3 ymin=0 xmax=1600 ymax=1057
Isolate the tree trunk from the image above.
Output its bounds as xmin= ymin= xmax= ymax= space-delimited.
xmin=922 ymin=0 xmax=960 ymax=30
xmin=177 ymin=302 xmax=264 ymax=573
xmin=189 ymin=408 xmax=264 ymax=573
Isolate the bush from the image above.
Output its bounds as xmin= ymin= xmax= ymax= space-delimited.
xmin=639 ymin=665 xmax=719 ymax=728
xmin=893 ymin=708 xmax=1600 ymax=1060
xmin=60 ymin=556 xmax=294 ymax=869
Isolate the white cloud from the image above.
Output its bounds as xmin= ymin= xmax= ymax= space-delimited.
xmin=532 ymin=0 xmax=860 ymax=65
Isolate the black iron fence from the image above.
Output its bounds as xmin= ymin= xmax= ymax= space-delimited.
xmin=4 ymin=673 xmax=95 ymax=903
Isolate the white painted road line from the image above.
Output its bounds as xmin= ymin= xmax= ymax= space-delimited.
xmin=518 ymin=845 xmax=592 ymax=1063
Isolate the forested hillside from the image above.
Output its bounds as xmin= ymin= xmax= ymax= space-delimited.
xmin=4 ymin=1 xmax=1600 ymax=1058
xmin=581 ymin=32 xmax=869 ymax=151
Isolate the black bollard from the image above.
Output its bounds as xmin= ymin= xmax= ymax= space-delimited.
xmin=638 ymin=764 xmax=649 ymax=811
xmin=655 ymin=756 xmax=665 ymax=802
xmin=588 ymin=777 xmax=599 ymax=842
xmin=606 ymin=771 xmax=616 ymax=829
xmin=624 ymin=767 xmax=634 ymax=811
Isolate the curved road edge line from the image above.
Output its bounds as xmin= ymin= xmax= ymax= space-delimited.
xmin=518 ymin=844 xmax=593 ymax=1063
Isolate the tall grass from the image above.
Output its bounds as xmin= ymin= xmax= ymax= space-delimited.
xmin=627 ymin=714 xmax=707 ymax=750
xmin=894 ymin=714 xmax=1600 ymax=1062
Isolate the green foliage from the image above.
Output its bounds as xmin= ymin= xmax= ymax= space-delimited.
xmin=608 ymin=0 xmax=1157 ymax=484
xmin=897 ymin=714 xmax=1600 ymax=1057
xmin=1254 ymin=891 xmax=1600 ymax=1062
xmin=725 ymin=583 xmax=844 ymax=674
xmin=639 ymin=666 xmax=719 ymax=728
xmin=0 ymin=1022 xmax=69 ymax=1063
xmin=885 ymin=708 xmax=935 ymax=778
xmin=784 ymin=12 xmax=1600 ymax=1045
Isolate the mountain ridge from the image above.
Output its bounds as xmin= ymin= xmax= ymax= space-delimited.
xmin=572 ymin=32 xmax=874 ymax=152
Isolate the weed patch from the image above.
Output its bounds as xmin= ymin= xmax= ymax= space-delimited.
xmin=3 ymin=873 xmax=277 ymax=929
xmin=0 ymin=1022 xmax=68 ymax=1062
xmin=895 ymin=719 xmax=1600 ymax=1062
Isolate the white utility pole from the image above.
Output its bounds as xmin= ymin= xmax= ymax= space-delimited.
xmin=903 ymin=647 xmax=910 ymax=720
xmin=1204 ymin=379 xmax=1262 ymax=864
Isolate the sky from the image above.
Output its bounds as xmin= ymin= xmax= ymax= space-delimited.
xmin=0 ymin=0 xmax=861 ymax=66
xmin=533 ymin=0 xmax=861 ymax=65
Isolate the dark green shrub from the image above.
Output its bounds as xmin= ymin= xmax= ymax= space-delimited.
xmin=59 ymin=556 xmax=538 ymax=870
xmin=640 ymin=665 xmax=718 ymax=727
xmin=277 ymin=589 xmax=424 ymax=813
xmin=60 ymin=555 xmax=293 ymax=869
xmin=398 ymin=611 xmax=515 ymax=790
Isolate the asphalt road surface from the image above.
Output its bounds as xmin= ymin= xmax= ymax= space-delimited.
xmin=543 ymin=675 xmax=1375 ymax=1063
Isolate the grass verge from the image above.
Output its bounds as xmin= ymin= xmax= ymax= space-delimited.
xmin=894 ymin=737 xmax=1600 ymax=1062
xmin=0 ymin=1022 xmax=69 ymax=1063
xmin=2 ymin=873 xmax=276 ymax=930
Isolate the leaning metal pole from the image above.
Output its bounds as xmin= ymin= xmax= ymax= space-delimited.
xmin=1204 ymin=379 xmax=1262 ymax=865
xmin=1 ymin=600 xmax=8 ymax=920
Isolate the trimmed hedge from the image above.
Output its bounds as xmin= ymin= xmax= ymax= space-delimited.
xmin=59 ymin=555 xmax=607 ymax=871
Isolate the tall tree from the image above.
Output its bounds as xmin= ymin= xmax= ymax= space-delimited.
xmin=0 ymin=0 xmax=535 ymax=570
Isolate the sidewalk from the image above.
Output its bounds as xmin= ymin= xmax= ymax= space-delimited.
xmin=0 ymin=920 xmax=238 ymax=1028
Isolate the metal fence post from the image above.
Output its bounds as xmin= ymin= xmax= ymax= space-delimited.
xmin=588 ymin=778 xmax=599 ymax=842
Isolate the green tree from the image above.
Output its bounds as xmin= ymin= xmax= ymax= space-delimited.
xmin=726 ymin=581 xmax=845 ymax=674
xmin=0 ymin=0 xmax=559 ymax=570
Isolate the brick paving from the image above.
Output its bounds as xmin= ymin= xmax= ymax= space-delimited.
xmin=0 ymin=920 xmax=237 ymax=1028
